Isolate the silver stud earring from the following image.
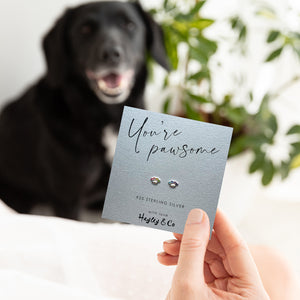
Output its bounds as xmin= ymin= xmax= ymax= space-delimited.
xmin=151 ymin=176 xmax=161 ymax=185
xmin=168 ymin=180 xmax=179 ymax=188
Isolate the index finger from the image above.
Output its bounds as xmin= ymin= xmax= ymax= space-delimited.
xmin=173 ymin=232 xmax=182 ymax=241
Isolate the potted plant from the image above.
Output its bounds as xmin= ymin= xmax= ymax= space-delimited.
xmin=149 ymin=0 xmax=300 ymax=187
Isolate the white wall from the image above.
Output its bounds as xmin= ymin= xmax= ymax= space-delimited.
xmin=0 ymin=0 xmax=74 ymax=104
xmin=0 ymin=0 xmax=163 ymax=107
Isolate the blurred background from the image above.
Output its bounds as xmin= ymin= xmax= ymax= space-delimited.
xmin=0 ymin=0 xmax=299 ymax=274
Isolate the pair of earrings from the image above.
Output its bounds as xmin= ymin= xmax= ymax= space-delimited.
xmin=150 ymin=177 xmax=179 ymax=188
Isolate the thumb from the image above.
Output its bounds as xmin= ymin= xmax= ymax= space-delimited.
xmin=175 ymin=209 xmax=210 ymax=283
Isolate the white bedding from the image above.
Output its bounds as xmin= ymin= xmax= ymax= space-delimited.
xmin=1 ymin=194 xmax=299 ymax=299
xmin=0 ymin=200 xmax=174 ymax=300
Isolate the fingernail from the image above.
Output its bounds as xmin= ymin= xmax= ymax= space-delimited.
xmin=164 ymin=239 xmax=177 ymax=244
xmin=157 ymin=251 xmax=167 ymax=256
xmin=186 ymin=209 xmax=203 ymax=225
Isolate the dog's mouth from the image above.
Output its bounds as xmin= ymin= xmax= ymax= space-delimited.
xmin=86 ymin=69 xmax=134 ymax=104
xmin=97 ymin=73 xmax=128 ymax=96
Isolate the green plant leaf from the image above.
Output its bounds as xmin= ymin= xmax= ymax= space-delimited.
xmin=280 ymin=161 xmax=290 ymax=179
xmin=230 ymin=16 xmax=239 ymax=29
xmin=256 ymin=94 xmax=278 ymax=137
xmin=291 ymin=154 xmax=300 ymax=169
xmin=196 ymin=36 xmax=218 ymax=56
xmin=268 ymin=114 xmax=278 ymax=134
xmin=224 ymin=106 xmax=248 ymax=124
xmin=238 ymin=25 xmax=247 ymax=41
xmin=189 ymin=46 xmax=209 ymax=64
xmin=163 ymin=97 xmax=171 ymax=114
xmin=229 ymin=134 xmax=270 ymax=157
xmin=187 ymin=92 xmax=210 ymax=103
xmin=291 ymin=31 xmax=300 ymax=39
xmin=163 ymin=26 xmax=179 ymax=69
xmin=184 ymin=101 xmax=202 ymax=121
xmin=188 ymin=37 xmax=217 ymax=64
xmin=261 ymin=160 xmax=275 ymax=185
xmin=249 ymin=91 xmax=253 ymax=102
xmin=163 ymin=75 xmax=169 ymax=88
xmin=287 ymin=125 xmax=300 ymax=135
xmin=256 ymin=6 xmax=277 ymax=19
xmin=163 ymin=0 xmax=176 ymax=12
xmin=187 ymin=19 xmax=214 ymax=30
xmin=166 ymin=22 xmax=190 ymax=43
xmin=249 ymin=152 xmax=265 ymax=173
xmin=267 ymin=30 xmax=280 ymax=43
xmin=190 ymin=1 xmax=206 ymax=15
xmin=188 ymin=69 xmax=210 ymax=81
xmin=175 ymin=3 xmax=209 ymax=22
xmin=265 ymin=47 xmax=283 ymax=62
xmin=291 ymin=142 xmax=300 ymax=153
xmin=230 ymin=16 xmax=245 ymax=31
xmin=294 ymin=47 xmax=300 ymax=59
xmin=229 ymin=136 xmax=249 ymax=157
xmin=289 ymin=143 xmax=300 ymax=172
xmin=223 ymin=94 xmax=233 ymax=104
xmin=148 ymin=8 xmax=157 ymax=15
xmin=172 ymin=21 xmax=189 ymax=39
xmin=229 ymin=16 xmax=247 ymax=43
xmin=251 ymin=134 xmax=272 ymax=147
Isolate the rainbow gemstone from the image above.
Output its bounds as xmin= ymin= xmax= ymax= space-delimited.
xmin=168 ymin=180 xmax=179 ymax=188
xmin=150 ymin=176 xmax=161 ymax=185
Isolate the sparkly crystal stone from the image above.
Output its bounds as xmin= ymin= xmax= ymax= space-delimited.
xmin=168 ymin=180 xmax=178 ymax=188
xmin=151 ymin=176 xmax=161 ymax=185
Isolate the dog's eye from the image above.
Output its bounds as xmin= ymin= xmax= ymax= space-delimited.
xmin=80 ymin=22 xmax=96 ymax=35
xmin=80 ymin=25 xmax=92 ymax=35
xmin=126 ymin=21 xmax=136 ymax=31
xmin=121 ymin=19 xmax=136 ymax=31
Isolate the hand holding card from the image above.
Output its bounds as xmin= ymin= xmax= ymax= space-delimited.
xmin=158 ymin=209 xmax=271 ymax=300
xmin=102 ymin=107 xmax=233 ymax=234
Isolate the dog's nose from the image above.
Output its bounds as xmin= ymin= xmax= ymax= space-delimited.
xmin=100 ymin=45 xmax=123 ymax=64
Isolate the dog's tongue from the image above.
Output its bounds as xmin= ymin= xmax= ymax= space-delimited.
xmin=102 ymin=73 xmax=122 ymax=88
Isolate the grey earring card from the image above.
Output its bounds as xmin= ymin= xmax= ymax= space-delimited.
xmin=102 ymin=106 xmax=233 ymax=234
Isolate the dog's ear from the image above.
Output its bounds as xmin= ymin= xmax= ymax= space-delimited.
xmin=42 ymin=9 xmax=72 ymax=87
xmin=132 ymin=2 xmax=171 ymax=71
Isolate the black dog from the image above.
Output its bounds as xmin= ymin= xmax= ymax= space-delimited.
xmin=0 ymin=1 xmax=169 ymax=219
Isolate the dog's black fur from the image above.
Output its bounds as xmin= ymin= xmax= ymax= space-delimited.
xmin=0 ymin=1 xmax=169 ymax=219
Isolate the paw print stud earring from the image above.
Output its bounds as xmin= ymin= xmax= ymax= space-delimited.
xmin=168 ymin=180 xmax=179 ymax=189
xmin=151 ymin=176 xmax=161 ymax=185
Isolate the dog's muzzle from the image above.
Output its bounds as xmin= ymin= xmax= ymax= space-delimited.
xmin=86 ymin=69 xmax=135 ymax=104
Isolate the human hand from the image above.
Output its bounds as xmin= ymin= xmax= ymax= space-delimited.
xmin=157 ymin=209 xmax=270 ymax=300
